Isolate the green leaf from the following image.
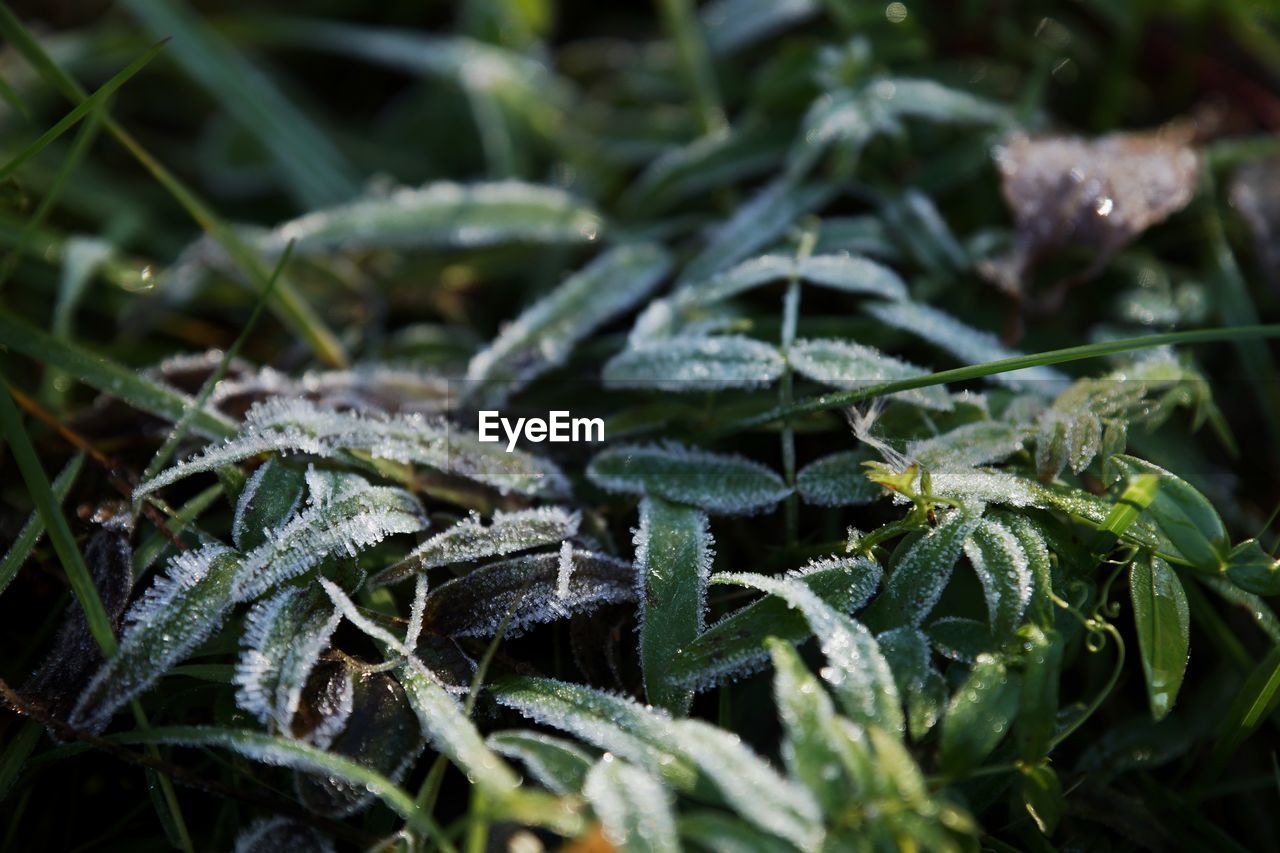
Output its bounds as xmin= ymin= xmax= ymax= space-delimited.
xmin=1000 ymin=513 xmax=1055 ymax=629
xmin=636 ymin=496 xmax=712 ymax=713
xmin=1015 ymin=624 xmax=1062 ymax=762
xmin=372 ymin=506 xmax=580 ymax=587
xmin=1109 ymin=455 xmax=1228 ymax=571
xmin=1019 ymin=763 xmax=1064 ymax=836
xmin=675 ymin=252 xmax=907 ymax=307
xmin=926 ymin=617 xmax=994 ymax=664
xmin=420 ymin=548 xmax=634 ymax=637
xmin=789 ymin=338 xmax=952 ymax=410
xmin=584 ymin=757 xmax=680 ymax=853
xmin=70 ymin=545 xmax=242 ymax=733
xmin=679 ymin=811 xmax=797 ymax=853
xmin=0 ymin=452 xmax=84 ymax=599
xmin=491 ymin=675 xmax=823 ymax=849
xmin=862 ymin=508 xmax=982 ymax=632
xmin=231 ymin=457 xmax=306 ymax=552
xmin=487 ymin=730 xmax=594 ymax=795
xmin=1224 ymin=539 xmax=1280 ymax=596
xmin=767 ymin=638 xmax=861 ymax=815
xmin=587 ymin=442 xmax=790 ymax=515
xmin=467 ymin=243 xmax=671 ymax=402
xmin=877 ymin=627 xmax=947 ymax=740
xmin=603 ymin=334 xmax=785 ymax=392
xmin=0 ymin=310 xmax=236 ymax=440
xmin=795 ymin=448 xmax=881 ymax=507
xmin=670 ymin=555 xmax=882 ymax=690
xmin=939 ymin=653 xmax=1021 ymax=776
xmin=963 ymin=517 xmax=1033 ymax=638
xmin=714 ymin=571 xmax=903 ymax=733
xmin=1129 ymin=554 xmax=1190 ymax=720
xmin=1201 ymin=643 xmax=1280 ymax=786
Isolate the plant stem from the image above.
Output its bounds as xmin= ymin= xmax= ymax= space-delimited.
xmin=656 ymin=0 xmax=726 ymax=136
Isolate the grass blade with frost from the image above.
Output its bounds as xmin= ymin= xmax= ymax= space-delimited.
xmin=789 ymin=338 xmax=952 ymax=410
xmin=587 ymin=442 xmax=790 ymax=515
xmin=604 ymin=335 xmax=784 ymax=392
xmin=487 ymin=731 xmax=595 ymax=795
xmin=584 ymin=757 xmax=680 ymax=853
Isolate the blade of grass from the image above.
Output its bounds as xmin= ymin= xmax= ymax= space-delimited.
xmin=0 ymin=452 xmax=84 ymax=598
xmin=1198 ymin=644 xmax=1280 ymax=788
xmin=0 ymin=720 xmax=42 ymax=803
xmin=656 ymin=0 xmax=727 ymax=135
xmin=119 ymin=0 xmax=359 ymax=208
xmin=140 ymin=240 xmax=294 ymax=484
xmin=0 ymin=39 xmax=165 ymax=181
xmin=0 ymin=378 xmax=194 ymax=851
xmin=0 ymin=4 xmax=348 ymax=367
xmin=0 ymin=309 xmax=236 ymax=439
xmin=713 ymin=324 xmax=1280 ymax=435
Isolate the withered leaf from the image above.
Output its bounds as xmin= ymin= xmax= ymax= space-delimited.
xmin=980 ymin=126 xmax=1200 ymax=301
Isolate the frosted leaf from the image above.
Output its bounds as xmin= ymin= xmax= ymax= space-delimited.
xmin=234 ymin=817 xmax=334 ymax=853
xmin=627 ymin=298 xmax=682 ymax=345
xmin=928 ymin=468 xmax=1041 ymax=508
xmin=869 ymin=77 xmax=1011 ymax=126
xmin=861 ymin=509 xmax=983 ymax=632
xmin=584 ymin=757 xmax=679 ymax=853
xmin=492 ymin=676 xmax=823 ymax=850
xmin=421 ymin=549 xmax=635 ymax=637
xmin=294 ymin=666 xmax=424 ymax=817
xmin=621 ymin=126 xmax=786 ymax=215
xmin=909 ymin=420 xmax=1033 ymax=469
xmin=587 ymin=442 xmax=790 ymax=515
xmin=788 ymin=338 xmax=952 ymax=410
xmin=1035 ymin=408 xmax=1102 ymax=479
xmin=979 ymin=127 xmax=1200 ymax=297
xmin=877 ymin=627 xmax=946 ymax=740
xmin=713 ymin=572 xmax=903 ymax=734
xmin=405 ymin=575 xmax=429 ymax=651
xmin=880 ymin=189 xmax=969 ymax=275
xmin=670 ymin=555 xmax=881 ymax=690
xmin=767 ymin=638 xmax=865 ymax=816
xmin=136 ymin=398 xmax=570 ymax=500
xmin=864 ymin=300 xmax=1068 ymax=392
xmin=603 ymin=335 xmax=785 ymax=392
xmin=165 ymin=181 xmax=603 ymax=289
xmin=487 ymin=730 xmax=595 ymax=795
xmin=466 ymin=244 xmax=672 ymax=403
xmin=70 ymin=545 xmax=242 ymax=733
xmin=232 ymin=457 xmax=306 ymax=552
xmin=702 ymin=0 xmax=819 ymax=54
xmin=320 ymin=578 xmax=412 ymax=655
xmin=925 ymin=617 xmax=994 ymax=664
xmin=213 ymin=364 xmax=453 ymax=416
xmin=396 ymin=660 xmax=522 ymax=797
xmin=795 ymin=448 xmax=881 ymax=506
xmin=999 ymin=512 xmax=1056 ymax=628
xmin=231 ymin=474 xmax=426 ymax=601
xmin=234 ymin=586 xmax=341 ymax=732
xmin=634 ymin=497 xmax=713 ymax=713
xmin=964 ymin=519 xmax=1033 ymax=638
xmin=680 ymin=179 xmax=835 ymax=285
xmin=372 ymin=506 xmax=580 ymax=587
xmin=674 ymin=253 xmax=906 ymax=307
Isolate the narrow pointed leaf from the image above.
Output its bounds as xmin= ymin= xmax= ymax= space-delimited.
xmin=1130 ymin=554 xmax=1190 ymax=720
xmin=789 ymin=339 xmax=951 ymax=410
xmin=939 ymin=653 xmax=1021 ymax=776
xmin=862 ymin=509 xmax=983 ymax=632
xmin=587 ymin=442 xmax=790 ymax=515
xmin=963 ymin=517 xmax=1033 ymax=638
xmin=488 ymin=730 xmax=594 ymax=794
xmin=603 ymin=335 xmax=784 ymax=392
xmin=232 ymin=457 xmax=306 ymax=552
xmin=1110 ymin=455 xmax=1228 ymax=571
xmin=795 ymin=448 xmax=881 ymax=506
xmin=584 ymin=758 xmax=680 ymax=853
xmin=675 ymin=253 xmax=906 ymax=306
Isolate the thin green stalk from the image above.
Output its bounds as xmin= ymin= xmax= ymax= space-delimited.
xmin=0 ymin=452 xmax=84 ymax=599
xmin=0 ymin=39 xmax=166 ymax=181
xmin=0 ymin=720 xmax=42 ymax=803
xmin=656 ymin=0 xmax=726 ymax=135
xmin=714 ymin=324 xmax=1280 ymax=436
xmin=140 ymin=241 xmax=294 ymax=485
xmin=0 ymin=379 xmax=194 ymax=851
xmin=0 ymin=4 xmax=348 ymax=367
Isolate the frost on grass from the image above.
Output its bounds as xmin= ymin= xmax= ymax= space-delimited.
xmin=674 ymin=252 xmax=907 ymax=307
xmin=234 ymin=586 xmax=341 ymax=732
xmin=136 ymin=398 xmax=570 ymax=500
xmin=71 ymin=545 xmax=242 ymax=733
xmin=861 ymin=508 xmax=983 ymax=632
xmin=584 ymin=757 xmax=680 ymax=853
xmin=492 ymin=675 xmax=823 ymax=850
xmin=420 ymin=549 xmax=635 ymax=637
xmin=371 ymin=506 xmax=580 ymax=587
xmin=212 ymin=363 xmax=454 ymax=417
xmin=787 ymin=338 xmax=952 ymax=410
xmin=634 ymin=497 xmax=714 ymax=713
xmin=603 ymin=334 xmax=785 ymax=392
xmin=230 ymin=472 xmax=426 ymax=601
xmin=714 ymin=572 xmax=903 ymax=733
xmin=908 ymin=420 xmax=1034 ymax=469
xmin=164 ymin=181 xmax=604 ymax=293
xmin=671 ymin=556 xmax=882 ymax=691
xmin=864 ymin=300 xmax=1068 ymax=392
xmin=234 ymin=817 xmax=334 ymax=853
xmin=587 ymin=442 xmax=790 ymax=515
xmin=795 ymin=448 xmax=881 ymax=506
xmin=466 ymin=243 xmax=672 ymax=403
xmin=487 ymin=730 xmax=595 ymax=795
